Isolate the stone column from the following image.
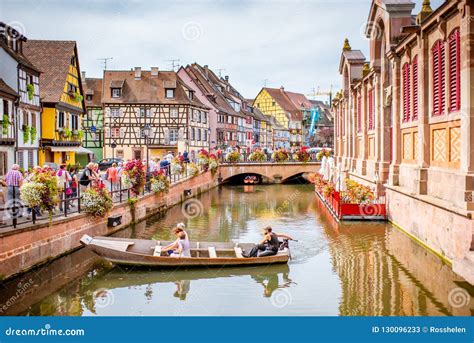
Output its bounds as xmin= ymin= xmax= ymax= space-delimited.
xmin=417 ymin=32 xmax=430 ymax=195
xmin=389 ymin=53 xmax=401 ymax=186
xmin=361 ymin=81 xmax=368 ymax=176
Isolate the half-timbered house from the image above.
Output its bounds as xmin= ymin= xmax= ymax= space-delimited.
xmin=0 ymin=22 xmax=41 ymax=173
xmin=24 ymin=40 xmax=85 ymax=167
xmin=80 ymin=74 xmax=104 ymax=164
xmin=102 ymin=67 xmax=209 ymax=160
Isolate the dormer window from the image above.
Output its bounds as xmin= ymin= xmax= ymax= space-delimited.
xmin=86 ymin=94 xmax=93 ymax=101
xmin=189 ymin=91 xmax=194 ymax=100
xmin=112 ymin=88 xmax=121 ymax=98
xmin=166 ymin=89 xmax=175 ymax=98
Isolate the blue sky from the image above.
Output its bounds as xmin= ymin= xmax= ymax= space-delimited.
xmin=1 ymin=0 xmax=444 ymax=101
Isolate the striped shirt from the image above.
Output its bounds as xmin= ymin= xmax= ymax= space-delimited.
xmin=5 ymin=170 xmax=23 ymax=187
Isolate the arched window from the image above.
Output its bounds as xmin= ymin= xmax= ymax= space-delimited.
xmin=402 ymin=62 xmax=411 ymax=122
xmin=432 ymin=40 xmax=446 ymax=116
xmin=412 ymin=56 xmax=418 ymax=120
xmin=448 ymin=28 xmax=460 ymax=112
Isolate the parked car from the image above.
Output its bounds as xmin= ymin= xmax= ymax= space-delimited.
xmin=98 ymin=158 xmax=123 ymax=171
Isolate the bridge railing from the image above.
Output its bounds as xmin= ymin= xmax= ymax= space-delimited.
xmin=218 ymin=152 xmax=322 ymax=164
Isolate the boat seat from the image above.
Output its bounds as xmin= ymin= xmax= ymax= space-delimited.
xmin=153 ymin=245 xmax=162 ymax=257
xmin=208 ymin=247 xmax=217 ymax=258
xmin=234 ymin=247 xmax=244 ymax=258
xmin=96 ymin=240 xmax=134 ymax=252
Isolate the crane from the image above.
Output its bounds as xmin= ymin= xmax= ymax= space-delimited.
xmin=307 ymin=85 xmax=333 ymax=104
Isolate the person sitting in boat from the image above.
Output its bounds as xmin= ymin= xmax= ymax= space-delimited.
xmin=243 ymin=227 xmax=293 ymax=258
xmin=162 ymin=225 xmax=191 ymax=258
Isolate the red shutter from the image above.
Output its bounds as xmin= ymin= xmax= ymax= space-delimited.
xmin=357 ymin=95 xmax=361 ymax=132
xmin=368 ymin=89 xmax=374 ymax=130
xmin=403 ymin=63 xmax=411 ymax=122
xmin=412 ymin=56 xmax=418 ymax=120
xmin=448 ymin=28 xmax=460 ymax=112
xmin=432 ymin=40 xmax=445 ymax=116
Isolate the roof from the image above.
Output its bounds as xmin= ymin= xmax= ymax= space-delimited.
xmin=185 ymin=63 xmax=243 ymax=117
xmin=23 ymin=40 xmax=79 ymax=103
xmin=101 ymin=69 xmax=206 ymax=108
xmin=0 ymin=24 xmax=39 ymax=73
xmin=83 ymin=78 xmax=103 ymax=107
xmin=261 ymin=87 xmax=303 ymax=121
xmin=339 ymin=49 xmax=366 ymax=73
xmin=309 ymin=100 xmax=334 ymax=127
xmin=0 ymin=78 xmax=18 ymax=98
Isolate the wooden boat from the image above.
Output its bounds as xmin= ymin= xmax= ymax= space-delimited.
xmin=80 ymin=235 xmax=290 ymax=267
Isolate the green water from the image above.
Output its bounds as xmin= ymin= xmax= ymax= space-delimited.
xmin=1 ymin=184 xmax=472 ymax=316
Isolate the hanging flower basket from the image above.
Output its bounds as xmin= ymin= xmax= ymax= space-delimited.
xmin=150 ymin=170 xmax=170 ymax=194
xmin=249 ymin=150 xmax=267 ymax=162
xmin=81 ymin=184 xmax=113 ymax=217
xmin=225 ymin=150 xmax=241 ymax=163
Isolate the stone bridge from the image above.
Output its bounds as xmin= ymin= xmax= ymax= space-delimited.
xmin=218 ymin=162 xmax=321 ymax=183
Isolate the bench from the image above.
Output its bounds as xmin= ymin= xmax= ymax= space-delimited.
xmin=208 ymin=247 xmax=217 ymax=258
xmin=234 ymin=247 xmax=244 ymax=258
xmin=153 ymin=245 xmax=162 ymax=257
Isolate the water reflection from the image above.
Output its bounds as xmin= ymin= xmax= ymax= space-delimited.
xmin=0 ymin=185 xmax=471 ymax=316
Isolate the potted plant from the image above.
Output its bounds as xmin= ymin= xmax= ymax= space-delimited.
xmin=2 ymin=114 xmax=10 ymax=136
xmin=150 ymin=170 xmax=170 ymax=194
xmin=26 ymin=84 xmax=34 ymax=101
xmin=249 ymin=150 xmax=267 ymax=162
xmin=30 ymin=126 xmax=37 ymax=144
xmin=209 ymin=153 xmax=219 ymax=176
xmin=64 ymin=128 xmax=72 ymax=139
xmin=186 ymin=162 xmax=199 ymax=177
xmin=122 ymin=159 xmax=146 ymax=195
xmin=57 ymin=127 xmax=66 ymax=138
xmin=225 ymin=150 xmax=242 ymax=163
xmin=81 ymin=183 xmax=113 ymax=217
xmin=22 ymin=124 xmax=30 ymax=143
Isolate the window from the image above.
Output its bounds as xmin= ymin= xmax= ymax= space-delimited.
xmin=190 ymin=127 xmax=195 ymax=140
xmin=71 ymin=114 xmax=79 ymax=130
xmin=202 ymin=112 xmax=207 ymax=124
xmin=412 ymin=56 xmax=419 ymax=120
xmin=432 ymin=40 xmax=446 ymax=116
xmin=18 ymin=152 xmax=24 ymax=169
xmin=368 ymin=89 xmax=374 ymax=130
xmin=204 ymin=129 xmax=207 ymax=141
xmin=67 ymin=83 xmax=77 ymax=93
xmin=0 ymin=152 xmax=7 ymax=176
xmin=28 ymin=151 xmax=34 ymax=168
xmin=402 ymin=62 xmax=411 ymax=122
xmin=111 ymin=108 xmax=120 ymax=117
xmin=448 ymin=28 xmax=460 ymax=112
xmin=140 ymin=108 xmax=150 ymax=117
xmin=111 ymin=88 xmax=121 ymax=98
xmin=227 ymin=116 xmax=232 ymax=124
xmin=58 ymin=111 xmax=65 ymax=128
xmin=165 ymin=89 xmax=175 ymax=98
xmin=170 ymin=108 xmax=178 ymax=118
xmin=189 ymin=91 xmax=194 ymax=100
xmin=357 ymin=96 xmax=361 ymax=132
xmin=116 ymin=149 xmax=124 ymax=159
xmin=169 ymin=128 xmax=179 ymax=143
xmin=197 ymin=128 xmax=201 ymax=141
xmin=196 ymin=110 xmax=201 ymax=123
xmin=86 ymin=94 xmax=93 ymax=101
xmin=272 ymin=101 xmax=275 ymax=106
xmin=111 ymin=127 xmax=121 ymax=138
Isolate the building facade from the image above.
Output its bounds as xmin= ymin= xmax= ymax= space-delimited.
xmin=332 ymin=0 xmax=473 ymax=282
xmin=102 ymin=68 xmax=209 ymax=160
xmin=24 ymin=40 xmax=85 ymax=167
xmin=0 ymin=22 xmax=41 ymax=173
xmin=80 ymin=75 xmax=104 ymax=164
xmin=254 ymin=87 xmax=304 ymax=146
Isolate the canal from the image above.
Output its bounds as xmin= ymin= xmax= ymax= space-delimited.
xmin=1 ymin=184 xmax=472 ymax=316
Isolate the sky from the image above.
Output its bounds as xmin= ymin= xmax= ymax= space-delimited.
xmin=1 ymin=0 xmax=444 ymax=101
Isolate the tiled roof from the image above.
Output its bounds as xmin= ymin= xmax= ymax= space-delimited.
xmin=102 ymin=69 xmax=206 ymax=108
xmin=262 ymin=87 xmax=303 ymax=121
xmin=23 ymin=40 xmax=78 ymax=103
xmin=0 ymin=23 xmax=40 ymax=73
xmin=309 ymin=100 xmax=334 ymax=127
xmin=84 ymin=78 xmax=103 ymax=108
xmin=0 ymin=78 xmax=18 ymax=98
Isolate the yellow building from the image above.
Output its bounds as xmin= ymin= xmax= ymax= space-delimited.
xmin=24 ymin=40 xmax=85 ymax=166
xmin=254 ymin=87 xmax=304 ymax=146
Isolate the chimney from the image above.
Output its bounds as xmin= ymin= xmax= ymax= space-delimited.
xmin=280 ymin=86 xmax=285 ymax=92
xmin=81 ymin=71 xmax=86 ymax=80
xmin=134 ymin=67 xmax=141 ymax=80
xmin=151 ymin=67 xmax=159 ymax=77
xmin=204 ymin=65 xmax=209 ymax=79
xmin=224 ymin=75 xmax=229 ymax=83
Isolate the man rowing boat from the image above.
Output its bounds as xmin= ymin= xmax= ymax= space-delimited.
xmin=242 ymin=226 xmax=293 ymax=258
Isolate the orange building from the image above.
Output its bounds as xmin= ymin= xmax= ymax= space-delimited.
xmin=332 ymin=0 xmax=473 ymax=283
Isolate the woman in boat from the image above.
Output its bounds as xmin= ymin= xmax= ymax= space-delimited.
xmin=162 ymin=224 xmax=191 ymax=258
xmin=243 ymin=227 xmax=293 ymax=258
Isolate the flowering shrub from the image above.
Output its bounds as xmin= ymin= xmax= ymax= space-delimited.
xmin=294 ymin=148 xmax=310 ymax=163
xmin=342 ymin=178 xmax=375 ymax=204
xmin=249 ymin=150 xmax=267 ymax=162
xmin=225 ymin=150 xmax=241 ymax=163
xmin=171 ymin=162 xmax=183 ymax=175
xmin=21 ymin=169 xmax=59 ymax=216
xmin=150 ymin=170 xmax=170 ymax=194
xmin=272 ymin=149 xmax=289 ymax=162
xmin=322 ymin=182 xmax=335 ymax=197
xmin=187 ymin=162 xmax=199 ymax=177
xmin=197 ymin=149 xmax=209 ymax=165
xmin=20 ymin=182 xmax=45 ymax=208
xmin=123 ymin=159 xmax=146 ymax=194
xmin=81 ymin=184 xmax=113 ymax=217
xmin=316 ymin=149 xmax=331 ymax=161
xmin=209 ymin=159 xmax=218 ymax=176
